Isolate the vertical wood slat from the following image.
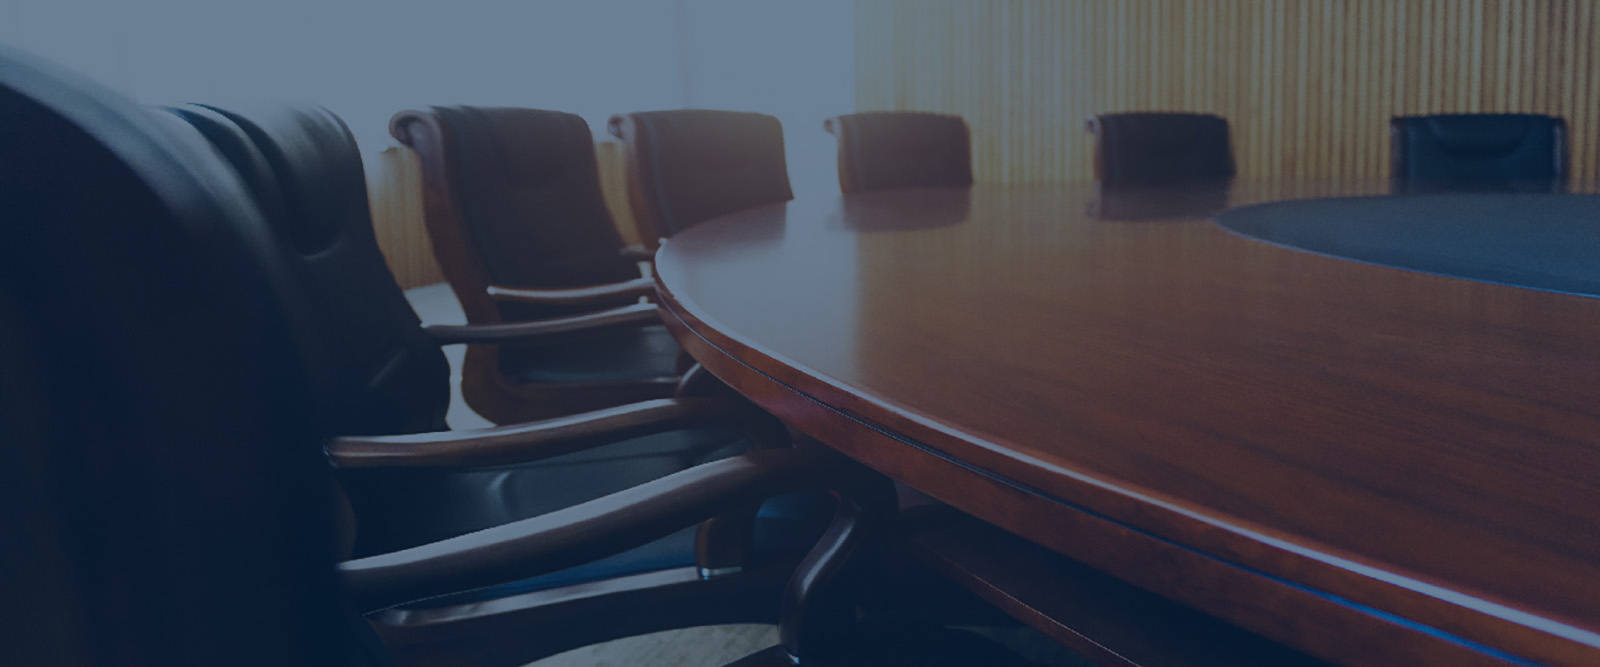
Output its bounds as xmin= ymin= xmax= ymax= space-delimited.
xmin=366 ymin=147 xmax=444 ymax=290
xmin=854 ymin=0 xmax=1600 ymax=183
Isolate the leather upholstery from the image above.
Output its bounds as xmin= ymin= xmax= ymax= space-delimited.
xmin=412 ymin=477 xmax=836 ymax=606
xmin=173 ymin=104 xmax=453 ymax=437
xmin=825 ymin=112 xmax=973 ymax=194
xmin=0 ymin=49 xmax=974 ymax=667
xmin=397 ymin=106 xmax=641 ymax=318
xmin=172 ymin=104 xmax=782 ymax=558
xmin=505 ymin=324 xmax=682 ymax=384
xmin=390 ymin=106 xmax=682 ymax=419
xmin=609 ymin=109 xmax=794 ymax=243
xmin=0 ymin=46 xmax=379 ymax=666
xmin=342 ymin=427 xmax=745 ymax=554
xmin=1086 ymin=112 xmax=1236 ymax=185
xmin=1390 ymin=114 xmax=1568 ymax=193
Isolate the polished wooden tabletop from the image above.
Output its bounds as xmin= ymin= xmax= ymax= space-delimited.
xmin=652 ymin=181 xmax=1600 ymax=667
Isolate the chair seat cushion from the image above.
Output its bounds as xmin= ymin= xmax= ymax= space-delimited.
xmin=499 ymin=323 xmax=682 ymax=384
xmin=344 ymin=427 xmax=746 ymax=556
xmin=417 ymin=524 xmax=703 ymax=605
xmin=345 ymin=422 xmax=837 ymax=609
xmin=403 ymin=491 xmax=834 ymax=607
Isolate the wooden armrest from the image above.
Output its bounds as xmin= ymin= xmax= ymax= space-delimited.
xmin=422 ymin=303 xmax=659 ymax=345
xmin=326 ymin=397 xmax=786 ymax=469
xmin=619 ymin=244 xmax=656 ymax=261
xmin=340 ymin=446 xmax=873 ymax=612
xmin=486 ymin=276 xmax=655 ymax=307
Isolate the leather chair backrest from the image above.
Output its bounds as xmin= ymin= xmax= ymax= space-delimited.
xmin=391 ymin=106 xmax=639 ymax=321
xmin=0 ymin=47 xmax=375 ymax=666
xmin=1390 ymin=113 xmax=1568 ymax=193
xmin=609 ymin=109 xmax=793 ymax=244
xmin=825 ymin=111 xmax=973 ymax=194
xmin=172 ymin=104 xmax=452 ymax=436
xmin=1086 ymin=112 xmax=1236 ymax=186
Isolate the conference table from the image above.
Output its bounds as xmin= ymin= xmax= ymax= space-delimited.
xmin=651 ymin=180 xmax=1600 ymax=667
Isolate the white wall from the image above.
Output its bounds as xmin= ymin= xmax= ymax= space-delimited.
xmin=0 ymin=0 xmax=855 ymax=196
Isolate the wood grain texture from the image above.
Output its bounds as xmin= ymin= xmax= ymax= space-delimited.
xmin=855 ymin=0 xmax=1600 ymax=184
xmin=366 ymin=146 xmax=445 ymax=289
xmin=597 ymin=138 xmax=644 ymax=247
xmin=653 ymin=182 xmax=1600 ymax=667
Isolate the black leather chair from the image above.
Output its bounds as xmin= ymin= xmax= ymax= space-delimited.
xmin=1390 ymin=113 xmax=1568 ymax=193
xmin=0 ymin=47 xmax=370 ymax=666
xmin=824 ymin=112 xmax=973 ymax=194
xmin=390 ymin=106 xmax=685 ymax=425
xmin=607 ymin=109 xmax=794 ymax=246
xmin=0 ymin=49 xmax=874 ymax=666
xmin=1085 ymin=112 xmax=1236 ymax=186
xmin=168 ymin=102 xmax=761 ymax=554
xmin=162 ymin=102 xmax=841 ymax=658
xmin=0 ymin=49 xmax=1052 ymax=667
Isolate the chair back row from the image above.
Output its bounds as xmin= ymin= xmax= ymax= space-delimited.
xmin=383 ymin=107 xmax=1567 ymax=420
xmin=410 ymin=107 xmax=1565 ymax=263
xmin=1086 ymin=111 xmax=1568 ymax=192
xmin=0 ymin=51 xmax=798 ymax=665
xmin=1390 ymin=113 xmax=1567 ymax=193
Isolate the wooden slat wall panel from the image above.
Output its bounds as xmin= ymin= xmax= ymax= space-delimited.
xmin=595 ymin=139 xmax=644 ymax=247
xmin=855 ymin=0 xmax=1600 ymax=183
xmin=366 ymin=146 xmax=444 ymax=290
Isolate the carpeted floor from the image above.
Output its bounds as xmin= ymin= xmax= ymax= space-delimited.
xmin=527 ymin=625 xmax=780 ymax=666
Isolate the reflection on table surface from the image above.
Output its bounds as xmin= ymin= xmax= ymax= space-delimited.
xmin=655 ymin=180 xmax=1600 ymax=667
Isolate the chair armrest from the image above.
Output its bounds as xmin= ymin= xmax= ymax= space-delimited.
xmin=486 ymin=276 xmax=655 ymax=307
xmin=326 ymin=397 xmax=786 ymax=470
xmin=422 ymin=303 xmax=660 ymax=345
xmin=340 ymin=446 xmax=878 ymax=612
xmin=619 ymin=244 xmax=656 ymax=262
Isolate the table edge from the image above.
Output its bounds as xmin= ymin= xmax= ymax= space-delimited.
xmin=652 ymin=235 xmax=1600 ymax=667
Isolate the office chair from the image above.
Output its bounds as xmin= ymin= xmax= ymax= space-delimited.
xmin=607 ymin=109 xmax=794 ymax=246
xmin=0 ymin=47 xmax=1052 ymax=667
xmin=0 ymin=85 xmax=882 ymax=659
xmin=0 ymin=45 xmax=373 ymax=665
xmin=390 ymin=106 xmax=686 ymax=425
xmin=1085 ymin=112 xmax=1236 ymax=186
xmin=824 ymin=111 xmax=973 ymax=194
xmin=1390 ymin=113 xmax=1568 ymax=193
xmin=165 ymin=101 xmax=843 ymax=659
